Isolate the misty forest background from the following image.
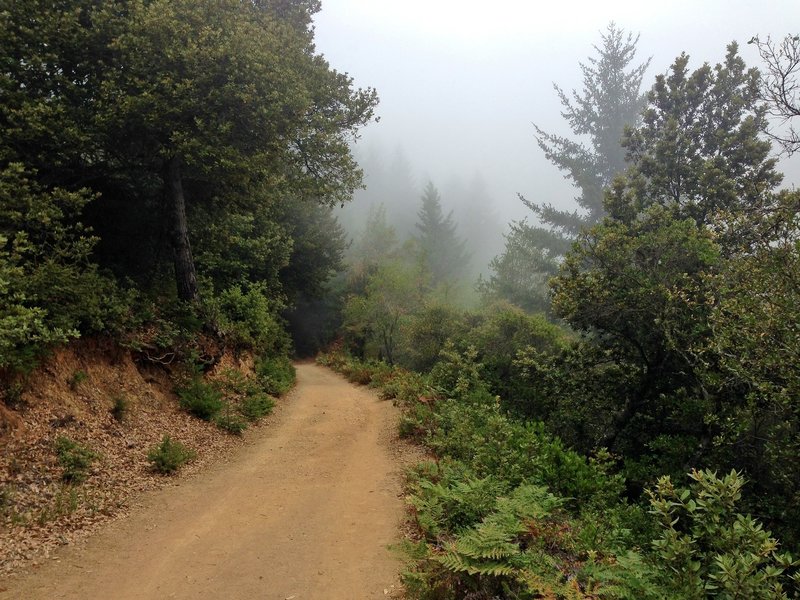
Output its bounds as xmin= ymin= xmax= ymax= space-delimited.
xmin=3 ymin=1 xmax=800 ymax=597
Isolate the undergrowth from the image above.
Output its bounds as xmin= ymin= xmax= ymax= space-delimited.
xmin=175 ymin=358 xmax=286 ymax=434
xmin=55 ymin=436 xmax=98 ymax=484
xmin=147 ymin=435 xmax=196 ymax=474
xmin=318 ymin=349 xmax=800 ymax=599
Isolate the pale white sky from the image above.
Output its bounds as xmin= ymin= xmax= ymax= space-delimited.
xmin=314 ymin=1 xmax=800 ymax=223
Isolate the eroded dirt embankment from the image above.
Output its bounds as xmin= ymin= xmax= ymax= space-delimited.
xmin=2 ymin=362 xmax=410 ymax=599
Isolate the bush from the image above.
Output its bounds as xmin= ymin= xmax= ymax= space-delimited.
xmin=55 ymin=436 xmax=98 ymax=484
xmin=147 ymin=435 xmax=196 ymax=474
xmin=210 ymin=283 xmax=290 ymax=355
xmin=110 ymin=394 xmax=129 ymax=422
xmin=255 ymin=356 xmax=295 ymax=396
xmin=176 ymin=373 xmax=224 ymax=421
xmin=214 ymin=412 xmax=247 ymax=435
xmin=598 ymin=470 xmax=800 ymax=598
xmin=239 ymin=393 xmax=274 ymax=421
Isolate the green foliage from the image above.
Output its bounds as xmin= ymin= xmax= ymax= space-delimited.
xmin=400 ymin=303 xmax=469 ymax=372
xmin=533 ymin=23 xmax=650 ymax=232
xmin=0 ymin=0 xmax=374 ymax=369
xmin=255 ymin=356 xmax=296 ymax=396
xmin=214 ymin=412 xmax=248 ymax=435
xmin=343 ymin=260 xmax=424 ymax=364
xmin=214 ymin=366 xmax=277 ymax=426
xmin=239 ymin=393 xmax=275 ymax=421
xmin=429 ymin=343 xmax=486 ymax=399
xmin=176 ymin=368 xmax=224 ymax=421
xmin=479 ymin=220 xmax=563 ymax=314
xmin=209 ymin=283 xmax=289 ymax=355
xmin=484 ymin=24 xmax=649 ymax=314
xmin=110 ymin=395 xmax=129 ymax=422
xmin=0 ymin=164 xmax=129 ymax=371
xmin=616 ymin=43 xmax=780 ymax=237
xmin=147 ymin=435 xmax=196 ymax=474
xmin=601 ymin=470 xmax=800 ymax=599
xmin=414 ymin=182 xmax=470 ymax=284
xmin=55 ymin=436 xmax=98 ymax=484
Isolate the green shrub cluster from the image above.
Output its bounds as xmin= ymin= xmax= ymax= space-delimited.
xmin=320 ymin=349 xmax=800 ymax=598
xmin=176 ymin=373 xmax=224 ymax=421
xmin=0 ymin=165 xmax=135 ymax=373
xmin=208 ymin=284 xmax=290 ymax=356
xmin=147 ymin=435 xmax=196 ymax=474
xmin=255 ymin=356 xmax=296 ymax=396
xmin=55 ymin=436 xmax=98 ymax=484
xmin=175 ymin=363 xmax=281 ymax=435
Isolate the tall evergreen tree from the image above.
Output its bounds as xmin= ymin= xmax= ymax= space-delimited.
xmin=415 ymin=182 xmax=469 ymax=283
xmin=485 ymin=24 xmax=649 ymax=312
xmin=529 ymin=22 xmax=651 ymax=235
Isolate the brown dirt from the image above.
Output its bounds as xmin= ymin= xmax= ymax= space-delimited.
xmin=1 ymin=339 xmax=255 ymax=575
xmin=1 ymin=362 xmax=413 ymax=599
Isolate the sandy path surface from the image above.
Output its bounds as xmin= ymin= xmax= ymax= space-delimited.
xmin=2 ymin=363 xmax=407 ymax=599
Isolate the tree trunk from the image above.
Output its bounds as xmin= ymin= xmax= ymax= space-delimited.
xmin=166 ymin=156 xmax=199 ymax=303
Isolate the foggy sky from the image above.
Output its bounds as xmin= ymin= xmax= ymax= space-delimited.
xmin=313 ymin=1 xmax=800 ymax=229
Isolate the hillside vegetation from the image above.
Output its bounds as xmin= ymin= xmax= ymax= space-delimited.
xmin=2 ymin=2 xmax=800 ymax=598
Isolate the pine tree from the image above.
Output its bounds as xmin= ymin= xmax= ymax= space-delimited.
xmin=415 ymin=182 xmax=469 ymax=283
xmin=485 ymin=24 xmax=649 ymax=313
xmin=528 ymin=22 xmax=651 ymax=237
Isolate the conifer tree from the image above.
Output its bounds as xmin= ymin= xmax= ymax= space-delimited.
xmin=414 ymin=182 xmax=469 ymax=283
xmin=485 ymin=24 xmax=649 ymax=312
xmin=529 ymin=22 xmax=651 ymax=237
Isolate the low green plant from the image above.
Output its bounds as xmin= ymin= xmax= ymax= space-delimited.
xmin=214 ymin=412 xmax=248 ymax=435
xmin=110 ymin=394 xmax=129 ymax=422
xmin=147 ymin=435 xmax=196 ymax=474
xmin=68 ymin=370 xmax=88 ymax=390
xmin=176 ymin=375 xmax=224 ymax=421
xmin=55 ymin=436 xmax=98 ymax=484
xmin=239 ymin=393 xmax=274 ymax=421
xmin=255 ymin=356 xmax=296 ymax=395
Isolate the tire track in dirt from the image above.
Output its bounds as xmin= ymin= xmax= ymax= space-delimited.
xmin=2 ymin=363 xmax=408 ymax=599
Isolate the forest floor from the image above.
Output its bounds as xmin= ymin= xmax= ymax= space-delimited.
xmin=2 ymin=362 xmax=416 ymax=599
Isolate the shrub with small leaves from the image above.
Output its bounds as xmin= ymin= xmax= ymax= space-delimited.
xmin=110 ymin=395 xmax=129 ymax=422
xmin=214 ymin=412 xmax=248 ymax=435
xmin=255 ymin=356 xmax=296 ymax=395
xmin=176 ymin=376 xmax=224 ymax=421
xmin=147 ymin=435 xmax=196 ymax=474
xmin=239 ymin=393 xmax=274 ymax=421
xmin=55 ymin=436 xmax=98 ymax=484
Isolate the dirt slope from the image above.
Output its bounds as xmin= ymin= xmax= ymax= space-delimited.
xmin=2 ymin=363 xmax=408 ymax=599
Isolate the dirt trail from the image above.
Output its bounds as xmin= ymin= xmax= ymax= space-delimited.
xmin=2 ymin=363 xmax=408 ymax=599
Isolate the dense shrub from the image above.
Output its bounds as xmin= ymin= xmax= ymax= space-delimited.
xmin=0 ymin=164 xmax=134 ymax=372
xmin=147 ymin=435 xmax=196 ymax=474
xmin=176 ymin=374 xmax=224 ymax=421
xmin=255 ymin=356 xmax=296 ymax=396
xmin=55 ymin=436 xmax=98 ymax=484
xmin=209 ymin=283 xmax=290 ymax=355
xmin=239 ymin=393 xmax=275 ymax=421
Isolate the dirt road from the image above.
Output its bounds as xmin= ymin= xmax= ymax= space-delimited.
xmin=3 ymin=363 xmax=408 ymax=599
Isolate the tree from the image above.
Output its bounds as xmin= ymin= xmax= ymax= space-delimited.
xmin=487 ymin=24 xmax=649 ymax=312
xmin=550 ymin=44 xmax=784 ymax=482
xmin=95 ymin=0 xmax=377 ymax=303
xmin=415 ymin=182 xmax=470 ymax=284
xmin=342 ymin=261 xmax=423 ymax=364
xmin=612 ymin=43 xmax=781 ymax=244
xmin=529 ymin=22 xmax=650 ymax=239
xmin=479 ymin=221 xmax=561 ymax=314
xmin=750 ymin=34 xmax=800 ymax=155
